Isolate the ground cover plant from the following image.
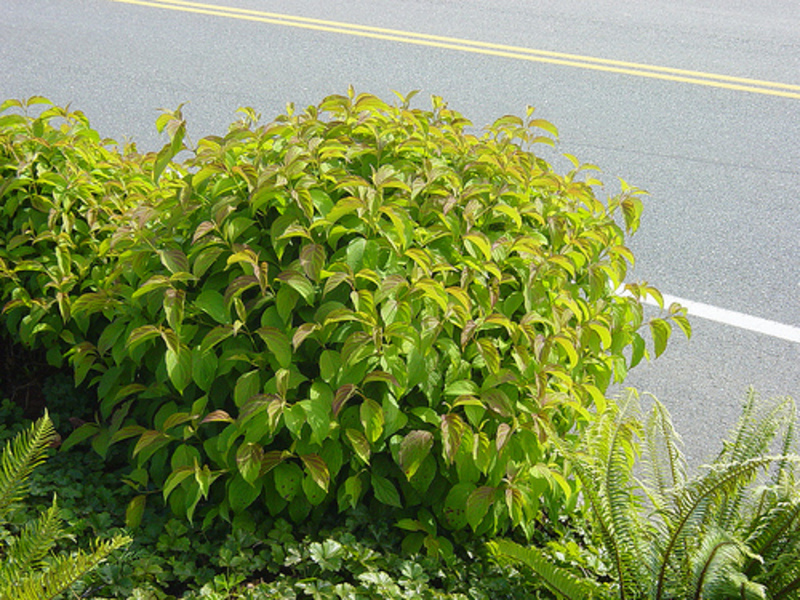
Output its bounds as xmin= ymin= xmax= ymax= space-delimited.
xmin=0 ymin=410 xmax=130 ymax=599
xmin=0 ymin=90 xmax=692 ymax=596
xmin=491 ymin=388 xmax=800 ymax=599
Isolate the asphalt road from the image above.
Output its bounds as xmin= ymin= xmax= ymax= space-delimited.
xmin=2 ymin=0 xmax=799 ymax=465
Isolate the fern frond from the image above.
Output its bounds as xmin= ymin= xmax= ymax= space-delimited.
xmin=715 ymin=393 xmax=795 ymax=531
xmin=774 ymin=574 xmax=800 ymax=599
xmin=488 ymin=539 xmax=607 ymax=599
xmin=601 ymin=392 xmax=652 ymax=595
xmin=0 ymin=411 xmax=56 ymax=520
xmin=0 ymin=535 xmax=131 ymax=600
xmin=774 ymin=398 xmax=798 ymax=489
xmin=654 ymin=457 xmax=777 ymax=600
xmin=719 ymin=390 xmax=795 ymax=466
xmin=688 ymin=527 xmax=765 ymax=600
xmin=555 ymin=390 xmax=652 ymax=599
xmin=745 ymin=497 xmax=800 ymax=577
xmin=755 ymin=525 xmax=800 ymax=599
xmin=0 ymin=497 xmax=65 ymax=587
xmin=642 ymin=398 xmax=687 ymax=510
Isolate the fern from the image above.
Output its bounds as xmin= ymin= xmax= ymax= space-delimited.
xmin=490 ymin=388 xmax=800 ymax=600
xmin=487 ymin=539 xmax=607 ymax=599
xmin=0 ymin=413 xmax=55 ymax=519
xmin=0 ymin=411 xmax=131 ymax=600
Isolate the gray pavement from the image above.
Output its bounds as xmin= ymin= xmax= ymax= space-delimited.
xmin=2 ymin=0 xmax=799 ymax=464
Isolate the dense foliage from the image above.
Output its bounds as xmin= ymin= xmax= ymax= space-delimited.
xmin=0 ymin=92 xmax=689 ymax=544
xmin=491 ymin=389 xmax=800 ymax=599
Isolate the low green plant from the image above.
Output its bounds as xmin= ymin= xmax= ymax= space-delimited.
xmin=0 ymin=410 xmax=131 ymax=599
xmin=490 ymin=388 xmax=800 ymax=599
xmin=1 ymin=91 xmax=689 ymax=541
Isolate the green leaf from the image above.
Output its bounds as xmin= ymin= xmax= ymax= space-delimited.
xmin=442 ymin=483 xmax=474 ymax=530
xmin=445 ymin=380 xmax=479 ymax=396
xmin=332 ymin=384 xmax=357 ymax=417
xmin=133 ymin=430 xmax=172 ymax=463
xmin=672 ymin=314 xmax=692 ymax=339
xmin=300 ymin=244 xmax=326 ymax=282
xmin=649 ymin=318 xmax=671 ymax=358
xmin=194 ymin=289 xmax=230 ymax=325
xmin=159 ymin=248 xmax=190 ymax=275
xmin=360 ymin=398 xmax=384 ymax=443
xmin=126 ymin=494 xmax=147 ymax=529
xmin=228 ymin=473 xmax=262 ymax=513
xmin=257 ymin=326 xmax=292 ymax=368
xmin=165 ymin=347 xmax=192 ymax=394
xmin=234 ymin=370 xmax=261 ymax=407
xmin=463 ymin=232 xmax=492 ymax=261
xmin=300 ymin=453 xmax=330 ymax=492
xmin=60 ymin=423 xmax=100 ymax=452
xmin=371 ymin=474 xmax=402 ymax=508
xmin=191 ymin=347 xmax=218 ymax=392
xmin=399 ymin=430 xmax=434 ymax=479
xmin=345 ymin=428 xmax=371 ymax=464
xmin=466 ymin=486 xmax=496 ymax=531
xmin=163 ymin=466 xmax=194 ymax=501
xmin=127 ymin=325 xmax=162 ymax=351
xmin=277 ymin=270 xmax=315 ymax=304
xmin=273 ymin=461 xmax=303 ymax=501
xmin=236 ymin=442 xmax=264 ymax=485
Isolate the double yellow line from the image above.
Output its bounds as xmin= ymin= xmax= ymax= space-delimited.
xmin=111 ymin=0 xmax=800 ymax=100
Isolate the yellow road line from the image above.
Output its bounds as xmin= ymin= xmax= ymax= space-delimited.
xmin=110 ymin=0 xmax=800 ymax=100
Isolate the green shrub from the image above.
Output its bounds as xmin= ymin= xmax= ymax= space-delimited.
xmin=0 ymin=91 xmax=689 ymax=541
xmin=490 ymin=388 xmax=800 ymax=599
xmin=0 ymin=410 xmax=131 ymax=599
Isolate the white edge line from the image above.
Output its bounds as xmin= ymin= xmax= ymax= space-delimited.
xmin=639 ymin=292 xmax=800 ymax=344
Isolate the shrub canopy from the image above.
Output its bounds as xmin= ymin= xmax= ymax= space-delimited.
xmin=0 ymin=91 xmax=688 ymax=545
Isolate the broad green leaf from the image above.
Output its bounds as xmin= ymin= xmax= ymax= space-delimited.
xmin=237 ymin=442 xmax=264 ymax=485
xmin=194 ymin=289 xmax=230 ymax=325
xmin=277 ymin=270 xmax=315 ymax=304
xmin=463 ymin=232 xmax=492 ymax=261
xmin=300 ymin=453 xmax=330 ymax=492
xmin=300 ymin=244 xmax=326 ymax=282
xmin=445 ymin=380 xmax=479 ymax=396
xmin=126 ymin=494 xmax=147 ymax=529
xmin=273 ymin=461 xmax=303 ymax=501
xmin=165 ymin=347 xmax=192 ymax=394
xmin=201 ymin=410 xmax=234 ymax=424
xmin=127 ymin=325 xmax=162 ymax=351
xmin=649 ymin=318 xmax=671 ymax=358
xmin=234 ymin=370 xmax=261 ymax=407
xmin=441 ymin=413 xmax=465 ymax=465
xmin=257 ymin=326 xmax=292 ymax=368
xmin=552 ymin=335 xmax=579 ymax=368
xmin=163 ymin=466 xmax=194 ymax=501
xmin=60 ymin=422 xmax=100 ymax=452
xmin=371 ymin=473 xmax=402 ymax=508
xmin=672 ymin=314 xmax=692 ymax=339
xmin=283 ymin=403 xmax=307 ymax=438
xmin=306 ymin=382 xmax=333 ymax=444
xmin=159 ymin=248 xmax=190 ymax=275
xmin=228 ymin=473 xmax=262 ymax=513
xmin=398 ymin=430 xmax=434 ymax=479
xmin=466 ymin=486 xmax=495 ymax=531
xmin=302 ymin=474 xmax=327 ymax=506
xmin=360 ymin=398 xmax=384 ymax=443
xmin=191 ymin=347 xmax=218 ymax=392
xmin=332 ymin=383 xmax=357 ymax=417
xmin=133 ymin=430 xmax=172 ymax=462
xmin=345 ymin=428 xmax=371 ymax=464
xmin=442 ymin=483 xmax=474 ymax=530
